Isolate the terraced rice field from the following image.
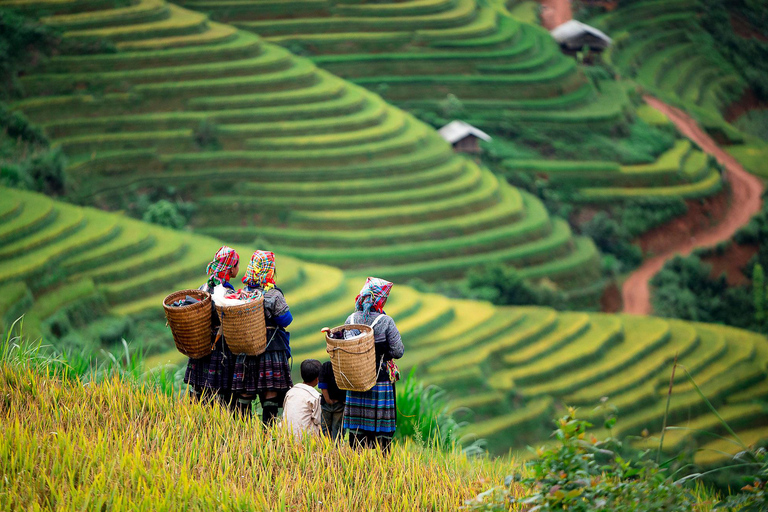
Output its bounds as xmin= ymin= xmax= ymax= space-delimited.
xmin=4 ymin=0 xmax=608 ymax=291
xmin=593 ymin=0 xmax=747 ymax=142
xmin=163 ymin=0 xmax=727 ymax=199
xmin=7 ymin=188 xmax=759 ymax=461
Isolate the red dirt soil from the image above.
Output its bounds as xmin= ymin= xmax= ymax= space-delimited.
xmin=539 ymin=0 xmax=573 ymax=30
xmin=635 ymin=188 xmax=730 ymax=256
xmin=724 ymin=89 xmax=768 ymax=124
xmin=621 ymin=96 xmax=764 ymax=315
xmin=701 ymin=243 xmax=758 ymax=287
xmin=730 ymin=13 xmax=768 ymax=43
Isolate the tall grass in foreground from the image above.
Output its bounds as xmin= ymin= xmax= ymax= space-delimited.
xmin=0 ymin=325 xmax=519 ymax=511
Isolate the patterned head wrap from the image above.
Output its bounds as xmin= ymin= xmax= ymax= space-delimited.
xmin=206 ymin=246 xmax=240 ymax=287
xmin=242 ymin=250 xmax=276 ymax=292
xmin=355 ymin=277 xmax=393 ymax=322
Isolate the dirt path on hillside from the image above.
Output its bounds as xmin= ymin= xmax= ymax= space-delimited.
xmin=621 ymin=96 xmax=764 ymax=315
xmin=539 ymin=0 xmax=572 ymax=30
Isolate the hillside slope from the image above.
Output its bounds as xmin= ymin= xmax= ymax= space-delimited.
xmin=2 ymin=187 xmax=766 ymax=458
xmin=593 ymin=0 xmax=768 ymax=179
xmin=4 ymin=0 xmax=603 ymax=290
xmin=0 ymin=361 xmax=508 ymax=510
xmin=172 ymin=0 xmax=727 ymax=201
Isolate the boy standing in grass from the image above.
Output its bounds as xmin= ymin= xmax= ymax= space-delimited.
xmin=282 ymin=359 xmax=322 ymax=438
xmin=318 ymin=361 xmax=346 ymax=440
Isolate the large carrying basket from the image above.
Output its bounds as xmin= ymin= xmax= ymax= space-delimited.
xmin=215 ymin=291 xmax=267 ymax=356
xmin=163 ymin=289 xmax=213 ymax=359
xmin=325 ymin=324 xmax=377 ymax=392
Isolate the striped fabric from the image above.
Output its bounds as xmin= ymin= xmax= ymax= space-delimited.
xmin=354 ymin=277 xmax=393 ymax=322
xmin=206 ymin=246 xmax=239 ymax=287
xmin=243 ymin=250 xmax=276 ymax=291
xmin=343 ymin=380 xmax=397 ymax=433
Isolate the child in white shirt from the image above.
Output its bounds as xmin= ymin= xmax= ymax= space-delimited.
xmin=281 ymin=359 xmax=322 ymax=438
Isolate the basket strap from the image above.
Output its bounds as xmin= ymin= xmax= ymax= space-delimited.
xmin=265 ymin=327 xmax=280 ymax=350
xmin=326 ymin=344 xmax=375 ymax=355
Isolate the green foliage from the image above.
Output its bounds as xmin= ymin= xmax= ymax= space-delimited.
xmin=193 ymin=119 xmax=221 ymax=150
xmin=0 ymin=11 xmax=57 ymax=99
xmin=438 ymin=93 xmax=465 ymax=119
xmin=753 ymin=264 xmax=766 ymax=324
xmin=580 ymin=212 xmax=642 ymax=273
xmin=469 ymin=410 xmax=700 ymax=511
xmin=24 ymin=146 xmax=67 ymax=195
xmin=142 ymin=199 xmax=187 ymax=230
xmin=700 ymin=0 xmax=768 ymax=101
xmin=465 ymin=263 xmax=567 ymax=308
xmin=396 ymin=367 xmax=484 ymax=455
xmin=621 ymin=197 xmax=689 ymax=237
xmin=715 ymin=448 xmax=768 ymax=512
xmin=650 ymin=255 xmax=756 ymax=328
xmin=735 ymin=110 xmax=768 ymax=143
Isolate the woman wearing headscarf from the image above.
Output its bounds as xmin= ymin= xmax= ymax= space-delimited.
xmin=343 ymin=277 xmax=404 ymax=453
xmin=232 ymin=250 xmax=294 ymax=424
xmin=184 ymin=245 xmax=240 ymax=405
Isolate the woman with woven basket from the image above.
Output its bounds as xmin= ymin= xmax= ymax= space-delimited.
xmin=232 ymin=250 xmax=294 ymax=424
xmin=183 ymin=246 xmax=240 ymax=406
xmin=343 ymin=277 xmax=404 ymax=453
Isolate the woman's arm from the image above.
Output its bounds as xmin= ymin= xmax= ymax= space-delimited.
xmin=273 ymin=310 xmax=293 ymax=328
xmin=386 ymin=318 xmax=404 ymax=359
xmin=271 ymin=290 xmax=293 ymax=327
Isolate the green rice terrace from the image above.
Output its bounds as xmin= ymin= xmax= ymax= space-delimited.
xmin=2 ymin=187 xmax=767 ymax=463
xmin=0 ymin=0 xmax=626 ymax=295
xmin=592 ymin=0 xmax=768 ymax=178
xmin=167 ymin=0 xmax=729 ymax=199
xmin=2 ymin=0 xmax=768 ymax=492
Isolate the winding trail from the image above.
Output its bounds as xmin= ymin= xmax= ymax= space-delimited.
xmin=539 ymin=0 xmax=572 ymax=30
xmin=622 ymin=96 xmax=764 ymax=315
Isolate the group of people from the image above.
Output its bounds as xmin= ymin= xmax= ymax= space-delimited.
xmin=183 ymin=246 xmax=404 ymax=451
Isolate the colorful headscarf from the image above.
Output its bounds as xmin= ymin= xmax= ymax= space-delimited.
xmin=242 ymin=250 xmax=276 ymax=292
xmin=206 ymin=246 xmax=239 ymax=287
xmin=355 ymin=277 xmax=393 ymax=322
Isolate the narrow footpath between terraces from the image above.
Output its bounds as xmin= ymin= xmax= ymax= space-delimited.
xmin=539 ymin=0 xmax=573 ymax=30
xmin=622 ymin=96 xmax=764 ymax=315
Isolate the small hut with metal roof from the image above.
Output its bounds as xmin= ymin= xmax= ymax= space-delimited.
xmin=438 ymin=120 xmax=492 ymax=155
xmin=550 ymin=20 xmax=612 ymax=60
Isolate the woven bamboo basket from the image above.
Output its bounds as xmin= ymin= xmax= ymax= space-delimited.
xmin=215 ymin=291 xmax=267 ymax=356
xmin=163 ymin=289 xmax=213 ymax=359
xmin=325 ymin=324 xmax=377 ymax=392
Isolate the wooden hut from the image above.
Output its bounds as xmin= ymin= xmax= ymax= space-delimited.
xmin=438 ymin=120 xmax=492 ymax=155
xmin=550 ymin=20 xmax=612 ymax=61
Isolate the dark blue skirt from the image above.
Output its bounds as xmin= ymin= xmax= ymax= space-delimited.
xmin=232 ymin=350 xmax=292 ymax=394
xmin=343 ymin=379 xmax=396 ymax=434
xmin=183 ymin=337 xmax=235 ymax=392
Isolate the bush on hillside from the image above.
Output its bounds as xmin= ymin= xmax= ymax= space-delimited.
xmin=621 ymin=197 xmax=689 ymax=237
xmin=468 ymin=410 xmax=702 ymax=511
xmin=580 ymin=212 xmax=642 ymax=272
xmin=142 ymin=199 xmax=188 ymax=230
xmin=700 ymin=0 xmax=768 ymax=101
xmin=0 ymin=11 xmax=58 ymax=98
xmin=465 ymin=264 xmax=567 ymax=309
xmin=650 ymin=255 xmax=755 ymax=328
xmin=24 ymin=147 xmax=67 ymax=195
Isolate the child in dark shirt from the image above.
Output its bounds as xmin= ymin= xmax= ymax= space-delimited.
xmin=318 ymin=361 xmax=346 ymax=440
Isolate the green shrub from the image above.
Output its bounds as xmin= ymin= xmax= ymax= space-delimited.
xmin=464 ymin=263 xmax=567 ymax=308
xmin=621 ymin=197 xmax=688 ymax=237
xmin=24 ymin=147 xmax=67 ymax=195
xmin=580 ymin=212 xmax=642 ymax=272
xmin=650 ymin=255 xmax=756 ymax=329
xmin=142 ymin=199 xmax=187 ymax=230
xmin=468 ymin=410 xmax=700 ymax=511
xmin=0 ymin=11 xmax=58 ymax=99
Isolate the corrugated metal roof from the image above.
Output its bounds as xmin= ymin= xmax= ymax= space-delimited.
xmin=438 ymin=120 xmax=492 ymax=144
xmin=550 ymin=20 xmax=612 ymax=45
